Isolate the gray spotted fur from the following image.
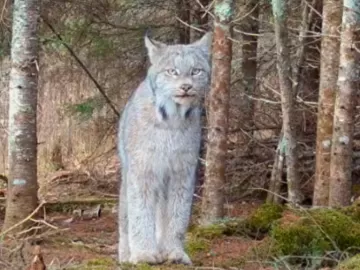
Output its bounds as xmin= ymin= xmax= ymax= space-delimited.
xmin=117 ymin=32 xmax=212 ymax=265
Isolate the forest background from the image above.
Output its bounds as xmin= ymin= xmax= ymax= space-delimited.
xmin=1 ymin=0 xmax=360 ymax=269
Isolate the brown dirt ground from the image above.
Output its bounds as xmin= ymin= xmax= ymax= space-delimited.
xmin=0 ymin=200 xmax=276 ymax=270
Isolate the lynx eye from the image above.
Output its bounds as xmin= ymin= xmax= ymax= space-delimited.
xmin=166 ymin=68 xmax=179 ymax=76
xmin=191 ymin=68 xmax=202 ymax=76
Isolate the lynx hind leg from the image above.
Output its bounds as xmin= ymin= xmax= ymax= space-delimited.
xmin=162 ymin=169 xmax=196 ymax=265
xmin=118 ymin=177 xmax=130 ymax=263
xmin=127 ymin=168 xmax=164 ymax=265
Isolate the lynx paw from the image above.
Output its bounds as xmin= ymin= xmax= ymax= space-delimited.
xmin=166 ymin=249 xmax=192 ymax=265
xmin=118 ymin=245 xmax=131 ymax=263
xmin=118 ymin=252 xmax=130 ymax=264
xmin=129 ymin=251 xmax=164 ymax=265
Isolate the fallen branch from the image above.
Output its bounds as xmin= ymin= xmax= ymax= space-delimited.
xmin=43 ymin=198 xmax=117 ymax=213
xmin=0 ymin=201 xmax=45 ymax=238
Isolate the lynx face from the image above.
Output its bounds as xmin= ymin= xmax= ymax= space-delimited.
xmin=145 ymin=33 xmax=212 ymax=108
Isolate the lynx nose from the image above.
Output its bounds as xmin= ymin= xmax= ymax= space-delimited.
xmin=180 ymin=84 xmax=193 ymax=92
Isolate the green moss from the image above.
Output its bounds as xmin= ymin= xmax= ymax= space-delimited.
xmin=191 ymin=218 xmax=246 ymax=239
xmin=270 ymin=208 xmax=360 ymax=265
xmin=246 ymin=203 xmax=284 ymax=233
xmin=185 ymin=218 xmax=248 ymax=265
xmin=191 ymin=223 xmax=226 ymax=239
xmin=310 ymin=209 xmax=360 ymax=250
xmin=336 ymin=254 xmax=360 ymax=270
xmin=185 ymin=235 xmax=210 ymax=257
xmin=117 ymin=262 xmax=153 ymax=270
xmin=187 ymin=204 xmax=283 ymax=248
xmin=271 ymin=218 xmax=330 ymax=256
xmin=117 ymin=262 xmax=134 ymax=270
xmin=341 ymin=204 xmax=360 ymax=223
xmin=66 ymin=257 xmax=117 ymax=269
xmin=137 ymin=264 xmax=153 ymax=270
xmin=186 ymin=205 xmax=360 ymax=268
xmin=86 ymin=258 xmax=116 ymax=267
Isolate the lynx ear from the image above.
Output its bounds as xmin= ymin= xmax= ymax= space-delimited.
xmin=192 ymin=32 xmax=212 ymax=54
xmin=144 ymin=34 xmax=166 ymax=64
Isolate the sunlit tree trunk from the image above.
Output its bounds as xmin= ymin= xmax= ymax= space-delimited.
xmin=271 ymin=0 xmax=303 ymax=204
xmin=313 ymin=0 xmax=342 ymax=207
xmin=329 ymin=0 xmax=360 ymax=207
xmin=2 ymin=0 xmax=40 ymax=231
xmin=200 ymin=0 xmax=233 ymax=225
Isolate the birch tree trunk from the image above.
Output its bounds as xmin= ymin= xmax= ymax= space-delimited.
xmin=271 ymin=0 xmax=303 ymax=204
xmin=329 ymin=0 xmax=360 ymax=207
xmin=313 ymin=0 xmax=342 ymax=207
xmin=200 ymin=0 xmax=233 ymax=225
xmin=2 ymin=0 xmax=40 ymax=231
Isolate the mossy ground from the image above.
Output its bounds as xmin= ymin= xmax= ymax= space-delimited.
xmin=336 ymin=254 xmax=360 ymax=270
xmin=186 ymin=203 xmax=360 ymax=269
xmin=4 ymin=201 xmax=360 ymax=270
xmin=67 ymin=258 xmax=118 ymax=270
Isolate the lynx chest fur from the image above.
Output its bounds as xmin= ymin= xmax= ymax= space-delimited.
xmin=117 ymin=32 xmax=212 ymax=266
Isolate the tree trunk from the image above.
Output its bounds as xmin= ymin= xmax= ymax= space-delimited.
xmin=329 ymin=1 xmax=360 ymax=207
xmin=293 ymin=0 xmax=318 ymax=95
xmin=177 ymin=0 xmax=191 ymax=44
xmin=200 ymin=0 xmax=233 ymax=225
xmin=2 ymin=0 xmax=40 ymax=232
xmin=268 ymin=0 xmax=315 ymax=203
xmin=267 ymin=132 xmax=285 ymax=204
xmin=241 ymin=0 xmax=259 ymax=132
xmin=191 ymin=0 xmax=210 ymax=194
xmin=271 ymin=0 xmax=303 ymax=204
xmin=313 ymin=0 xmax=342 ymax=207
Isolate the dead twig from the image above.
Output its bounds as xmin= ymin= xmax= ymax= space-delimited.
xmin=27 ymin=245 xmax=46 ymax=270
xmin=40 ymin=15 xmax=120 ymax=118
xmin=0 ymin=201 xmax=46 ymax=238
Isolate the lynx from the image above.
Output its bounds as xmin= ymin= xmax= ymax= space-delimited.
xmin=117 ymin=32 xmax=212 ymax=265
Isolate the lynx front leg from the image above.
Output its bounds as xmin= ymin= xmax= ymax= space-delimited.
xmin=156 ymin=189 xmax=167 ymax=253
xmin=127 ymin=168 xmax=164 ymax=265
xmin=163 ymin=168 xmax=196 ymax=265
xmin=118 ymin=177 xmax=130 ymax=263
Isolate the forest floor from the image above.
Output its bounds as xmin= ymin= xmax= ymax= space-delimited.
xmin=43 ymin=200 xmax=274 ymax=270
xmin=0 ymin=199 xmax=275 ymax=270
xmin=2 ymin=174 xmax=357 ymax=270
